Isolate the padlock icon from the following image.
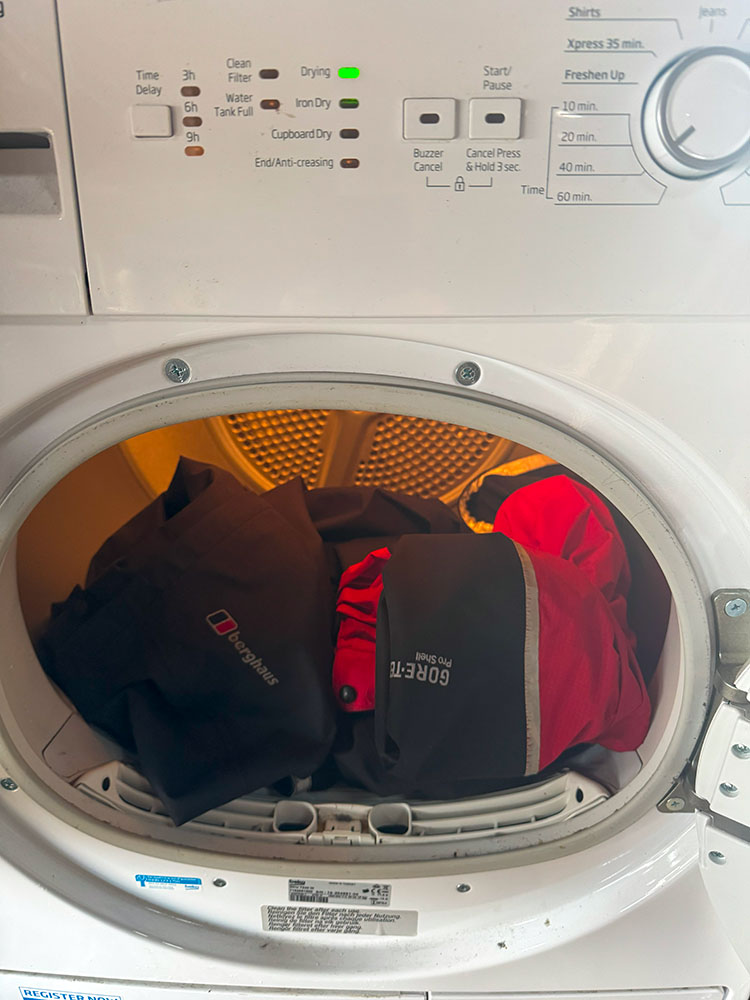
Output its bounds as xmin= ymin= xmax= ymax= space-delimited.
xmin=454 ymin=175 xmax=466 ymax=192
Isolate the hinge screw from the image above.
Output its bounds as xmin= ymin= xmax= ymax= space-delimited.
xmin=454 ymin=361 xmax=481 ymax=387
xmin=456 ymin=883 xmax=472 ymax=893
xmin=665 ymin=796 xmax=686 ymax=811
xmin=164 ymin=358 xmax=192 ymax=384
xmin=724 ymin=598 xmax=748 ymax=618
xmin=0 ymin=778 xmax=17 ymax=791
xmin=213 ymin=878 xmax=227 ymax=888
xmin=732 ymin=744 xmax=750 ymax=759
xmin=720 ymin=781 xmax=739 ymax=797
xmin=708 ymin=850 xmax=727 ymax=865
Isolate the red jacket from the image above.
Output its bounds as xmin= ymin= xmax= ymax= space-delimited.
xmin=334 ymin=475 xmax=651 ymax=779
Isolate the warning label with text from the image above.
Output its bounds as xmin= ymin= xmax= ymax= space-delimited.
xmin=262 ymin=905 xmax=418 ymax=936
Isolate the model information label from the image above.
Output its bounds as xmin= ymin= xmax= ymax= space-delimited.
xmin=262 ymin=905 xmax=417 ymax=936
xmin=288 ymin=878 xmax=391 ymax=906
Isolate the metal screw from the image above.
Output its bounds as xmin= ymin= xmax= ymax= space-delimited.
xmin=213 ymin=878 xmax=227 ymax=888
xmin=665 ymin=797 xmax=685 ymax=811
xmin=725 ymin=598 xmax=748 ymax=618
xmin=0 ymin=778 xmax=17 ymax=791
xmin=720 ymin=781 xmax=739 ymax=797
xmin=708 ymin=850 xmax=727 ymax=865
xmin=164 ymin=358 xmax=192 ymax=384
xmin=454 ymin=361 xmax=481 ymax=387
xmin=456 ymin=883 xmax=471 ymax=893
xmin=732 ymin=744 xmax=750 ymax=759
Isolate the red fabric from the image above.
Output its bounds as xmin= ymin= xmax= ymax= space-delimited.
xmin=333 ymin=547 xmax=390 ymax=711
xmin=492 ymin=475 xmax=634 ymax=642
xmin=333 ymin=475 xmax=650 ymax=770
xmin=493 ymin=476 xmax=650 ymax=766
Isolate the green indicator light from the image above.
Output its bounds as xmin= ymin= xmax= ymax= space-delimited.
xmin=339 ymin=97 xmax=359 ymax=109
xmin=338 ymin=66 xmax=360 ymax=79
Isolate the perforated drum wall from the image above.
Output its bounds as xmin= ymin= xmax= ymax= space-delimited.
xmin=210 ymin=409 xmax=515 ymax=503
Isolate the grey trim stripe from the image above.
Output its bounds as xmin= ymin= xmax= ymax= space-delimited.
xmin=513 ymin=542 xmax=541 ymax=775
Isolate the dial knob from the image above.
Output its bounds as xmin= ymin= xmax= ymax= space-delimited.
xmin=643 ymin=46 xmax=750 ymax=178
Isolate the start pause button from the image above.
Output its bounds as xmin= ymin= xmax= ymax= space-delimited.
xmin=468 ymin=98 xmax=522 ymax=139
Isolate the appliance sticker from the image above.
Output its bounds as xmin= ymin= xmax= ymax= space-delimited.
xmin=19 ymin=990 xmax=122 ymax=1000
xmin=288 ymin=878 xmax=391 ymax=906
xmin=262 ymin=905 xmax=417 ymax=936
xmin=134 ymin=874 xmax=202 ymax=890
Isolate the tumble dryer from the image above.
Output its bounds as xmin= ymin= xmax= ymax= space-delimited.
xmin=2 ymin=2 xmax=750 ymax=1000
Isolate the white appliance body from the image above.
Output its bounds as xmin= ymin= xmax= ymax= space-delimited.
xmin=2 ymin=2 xmax=750 ymax=999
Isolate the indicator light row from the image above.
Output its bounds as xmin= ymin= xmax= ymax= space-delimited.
xmin=258 ymin=98 xmax=358 ymax=110
xmin=180 ymin=68 xmax=358 ymax=98
xmin=181 ymin=91 xmax=359 ymax=112
xmin=183 ymin=152 xmax=358 ymax=165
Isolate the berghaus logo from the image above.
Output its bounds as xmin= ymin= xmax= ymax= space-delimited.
xmin=206 ymin=609 xmax=237 ymax=635
xmin=205 ymin=610 xmax=279 ymax=686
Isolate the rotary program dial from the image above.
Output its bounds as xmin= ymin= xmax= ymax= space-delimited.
xmin=643 ymin=46 xmax=750 ymax=178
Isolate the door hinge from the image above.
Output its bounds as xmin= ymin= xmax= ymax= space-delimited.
xmin=657 ymin=769 xmax=710 ymax=813
xmin=658 ymin=589 xmax=750 ymax=813
xmin=712 ymin=589 xmax=750 ymax=702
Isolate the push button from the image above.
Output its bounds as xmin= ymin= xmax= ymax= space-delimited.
xmin=468 ymin=98 xmax=522 ymax=139
xmin=130 ymin=105 xmax=173 ymax=138
xmin=403 ymin=99 xmax=457 ymax=140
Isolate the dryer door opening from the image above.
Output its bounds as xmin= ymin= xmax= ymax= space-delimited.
xmin=5 ymin=404 xmax=691 ymax=863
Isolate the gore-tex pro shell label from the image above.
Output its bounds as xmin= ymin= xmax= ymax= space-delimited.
xmin=288 ymin=878 xmax=391 ymax=906
xmin=262 ymin=905 xmax=418 ymax=936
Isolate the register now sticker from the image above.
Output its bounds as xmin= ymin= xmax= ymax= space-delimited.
xmin=19 ymin=990 xmax=122 ymax=1000
xmin=134 ymin=874 xmax=202 ymax=890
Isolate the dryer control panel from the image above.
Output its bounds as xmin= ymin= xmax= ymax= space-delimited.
xmin=53 ymin=0 xmax=750 ymax=316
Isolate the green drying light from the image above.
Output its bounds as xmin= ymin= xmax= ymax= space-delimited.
xmin=338 ymin=66 xmax=360 ymax=79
